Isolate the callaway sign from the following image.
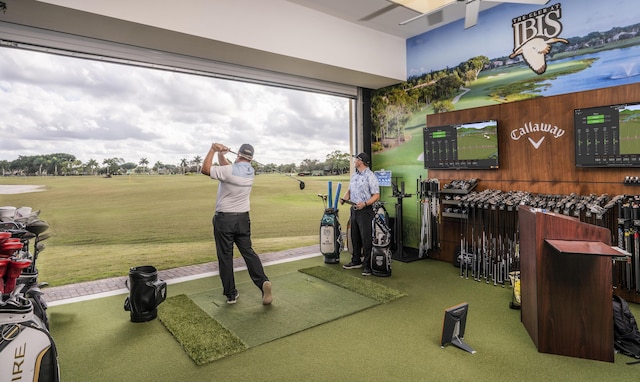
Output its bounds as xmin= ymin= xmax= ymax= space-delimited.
xmin=511 ymin=121 xmax=565 ymax=149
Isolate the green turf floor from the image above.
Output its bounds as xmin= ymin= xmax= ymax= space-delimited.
xmin=47 ymin=253 xmax=640 ymax=382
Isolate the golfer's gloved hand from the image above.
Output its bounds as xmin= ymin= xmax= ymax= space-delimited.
xmin=212 ymin=143 xmax=229 ymax=153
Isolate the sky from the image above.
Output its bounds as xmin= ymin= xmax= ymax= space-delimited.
xmin=0 ymin=48 xmax=352 ymax=167
xmin=407 ymin=0 xmax=640 ymax=77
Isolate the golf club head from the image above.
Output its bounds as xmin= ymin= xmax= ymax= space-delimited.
xmin=36 ymin=232 xmax=52 ymax=242
xmin=299 ymin=181 xmax=305 ymax=190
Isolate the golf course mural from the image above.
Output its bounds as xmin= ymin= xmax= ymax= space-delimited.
xmin=371 ymin=0 xmax=640 ymax=251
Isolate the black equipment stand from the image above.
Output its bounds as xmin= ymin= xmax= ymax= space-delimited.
xmin=391 ymin=179 xmax=420 ymax=262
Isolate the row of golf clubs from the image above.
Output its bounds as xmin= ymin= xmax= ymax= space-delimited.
xmin=450 ymin=189 xmax=629 ymax=288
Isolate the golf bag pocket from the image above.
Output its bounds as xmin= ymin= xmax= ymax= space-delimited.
xmin=371 ymin=246 xmax=392 ymax=277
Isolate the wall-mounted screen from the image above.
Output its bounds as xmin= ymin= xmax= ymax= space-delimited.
xmin=574 ymin=102 xmax=640 ymax=167
xmin=423 ymin=120 xmax=499 ymax=170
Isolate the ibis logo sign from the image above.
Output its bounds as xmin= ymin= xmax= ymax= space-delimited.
xmin=509 ymin=3 xmax=568 ymax=75
xmin=510 ymin=122 xmax=565 ymax=149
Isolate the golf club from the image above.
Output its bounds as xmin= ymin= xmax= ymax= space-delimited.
xmin=227 ymin=149 xmax=306 ymax=190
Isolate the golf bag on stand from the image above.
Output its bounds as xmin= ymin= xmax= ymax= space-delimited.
xmin=371 ymin=202 xmax=392 ymax=277
xmin=319 ymin=181 xmax=344 ymax=264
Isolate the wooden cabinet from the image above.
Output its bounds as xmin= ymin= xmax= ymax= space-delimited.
xmin=519 ymin=205 xmax=623 ymax=362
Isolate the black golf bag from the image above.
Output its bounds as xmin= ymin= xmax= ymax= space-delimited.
xmin=124 ymin=265 xmax=167 ymax=322
xmin=320 ymin=208 xmax=343 ymax=264
xmin=371 ymin=203 xmax=392 ymax=277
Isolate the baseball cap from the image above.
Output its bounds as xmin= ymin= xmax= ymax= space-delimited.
xmin=238 ymin=143 xmax=254 ymax=161
xmin=353 ymin=152 xmax=370 ymax=166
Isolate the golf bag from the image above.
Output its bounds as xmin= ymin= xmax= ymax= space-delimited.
xmin=124 ymin=265 xmax=167 ymax=322
xmin=0 ymin=300 xmax=60 ymax=382
xmin=371 ymin=203 xmax=392 ymax=277
xmin=613 ymin=294 xmax=640 ymax=359
xmin=320 ymin=208 xmax=343 ymax=264
xmin=1 ymin=207 xmax=59 ymax=382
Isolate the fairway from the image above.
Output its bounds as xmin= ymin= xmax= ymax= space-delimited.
xmin=620 ymin=108 xmax=640 ymax=154
xmin=0 ymin=174 xmax=349 ymax=286
xmin=457 ymin=125 xmax=498 ymax=161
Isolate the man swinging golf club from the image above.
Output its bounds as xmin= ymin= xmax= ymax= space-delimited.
xmin=202 ymin=142 xmax=272 ymax=305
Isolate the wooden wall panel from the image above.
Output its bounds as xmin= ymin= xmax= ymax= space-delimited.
xmin=426 ymin=83 xmax=640 ymax=267
xmin=427 ymin=83 xmax=640 ymax=196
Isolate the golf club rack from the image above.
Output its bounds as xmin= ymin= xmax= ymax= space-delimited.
xmin=434 ymin=180 xmax=640 ymax=298
xmin=318 ymin=181 xmax=344 ymax=264
xmin=0 ymin=205 xmax=60 ymax=382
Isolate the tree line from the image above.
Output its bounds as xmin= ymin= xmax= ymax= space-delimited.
xmin=0 ymin=150 xmax=351 ymax=176
xmin=370 ymin=55 xmax=489 ymax=153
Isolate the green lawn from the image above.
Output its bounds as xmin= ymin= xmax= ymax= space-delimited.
xmin=0 ymin=174 xmax=349 ymax=286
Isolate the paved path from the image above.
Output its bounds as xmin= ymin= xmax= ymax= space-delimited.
xmin=44 ymin=245 xmax=321 ymax=306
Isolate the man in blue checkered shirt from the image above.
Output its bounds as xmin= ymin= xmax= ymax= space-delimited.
xmin=340 ymin=152 xmax=380 ymax=276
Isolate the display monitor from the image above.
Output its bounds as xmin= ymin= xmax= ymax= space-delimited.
xmin=424 ymin=120 xmax=499 ymax=170
xmin=574 ymin=102 xmax=640 ymax=167
xmin=440 ymin=302 xmax=476 ymax=354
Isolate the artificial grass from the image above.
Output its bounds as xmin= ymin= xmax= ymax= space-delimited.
xmin=298 ymin=265 xmax=406 ymax=303
xmin=157 ymin=269 xmax=402 ymax=365
xmin=48 ymin=255 xmax=640 ymax=381
xmin=157 ymin=294 xmax=247 ymax=365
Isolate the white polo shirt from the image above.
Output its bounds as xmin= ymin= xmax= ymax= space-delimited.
xmin=209 ymin=162 xmax=254 ymax=213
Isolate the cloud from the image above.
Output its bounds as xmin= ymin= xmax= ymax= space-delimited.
xmin=0 ymin=48 xmax=350 ymax=166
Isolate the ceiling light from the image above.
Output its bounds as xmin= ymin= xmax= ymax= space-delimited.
xmin=389 ymin=0 xmax=454 ymax=14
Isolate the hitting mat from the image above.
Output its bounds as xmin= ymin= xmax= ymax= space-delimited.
xmin=158 ymin=266 xmax=405 ymax=365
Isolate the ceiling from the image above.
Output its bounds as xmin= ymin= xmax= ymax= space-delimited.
xmin=0 ymin=0 xmax=507 ymax=91
xmin=287 ymin=0 xmax=499 ymax=39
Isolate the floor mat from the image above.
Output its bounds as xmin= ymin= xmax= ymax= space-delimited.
xmin=189 ymin=270 xmax=379 ymax=348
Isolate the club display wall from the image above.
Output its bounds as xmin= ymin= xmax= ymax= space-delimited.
xmin=426 ymin=83 xmax=640 ymax=303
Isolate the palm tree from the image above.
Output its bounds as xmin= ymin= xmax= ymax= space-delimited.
xmin=0 ymin=160 xmax=9 ymax=176
xmin=103 ymin=157 xmax=124 ymax=176
xmin=34 ymin=156 xmax=46 ymax=176
xmin=192 ymin=155 xmax=202 ymax=173
xmin=153 ymin=161 xmax=164 ymax=174
xmin=86 ymin=159 xmax=99 ymax=175
xmin=51 ymin=156 xmax=59 ymax=175
xmin=180 ymin=158 xmax=189 ymax=174
xmin=139 ymin=157 xmax=149 ymax=174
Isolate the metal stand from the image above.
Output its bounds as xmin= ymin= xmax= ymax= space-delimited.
xmin=391 ymin=179 xmax=420 ymax=262
xmin=449 ymin=335 xmax=476 ymax=354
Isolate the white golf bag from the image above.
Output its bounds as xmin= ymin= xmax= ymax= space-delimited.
xmin=320 ymin=207 xmax=343 ymax=264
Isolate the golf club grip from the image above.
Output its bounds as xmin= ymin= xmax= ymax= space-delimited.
xmin=334 ymin=183 xmax=342 ymax=210
xmin=340 ymin=198 xmax=356 ymax=206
